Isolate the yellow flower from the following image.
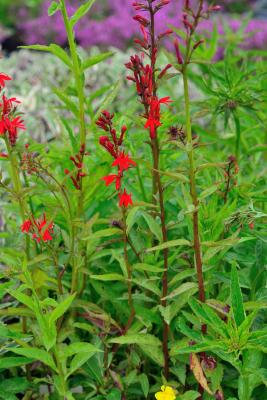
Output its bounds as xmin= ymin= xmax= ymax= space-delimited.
xmin=155 ymin=385 xmax=176 ymax=400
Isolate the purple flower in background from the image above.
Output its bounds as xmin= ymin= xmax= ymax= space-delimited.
xmin=18 ymin=0 xmax=267 ymax=50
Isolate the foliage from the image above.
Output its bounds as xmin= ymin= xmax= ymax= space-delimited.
xmin=0 ymin=1 xmax=266 ymax=400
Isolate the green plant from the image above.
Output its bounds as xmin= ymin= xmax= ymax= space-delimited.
xmin=0 ymin=1 xmax=266 ymax=399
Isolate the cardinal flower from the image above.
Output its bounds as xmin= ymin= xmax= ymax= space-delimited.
xmin=0 ymin=73 xmax=12 ymax=88
xmin=102 ymin=174 xmax=121 ymax=190
xmin=21 ymin=219 xmax=32 ymax=233
xmin=1 ymin=116 xmax=26 ymax=145
xmin=155 ymin=386 xmax=176 ymax=400
xmin=21 ymin=214 xmax=54 ymax=243
xmin=145 ymin=96 xmax=172 ymax=139
xmin=112 ymin=153 xmax=136 ymax=172
xmin=119 ymin=189 xmax=133 ymax=208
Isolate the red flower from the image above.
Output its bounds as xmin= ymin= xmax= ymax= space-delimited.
xmin=21 ymin=214 xmax=54 ymax=243
xmin=119 ymin=189 xmax=133 ymax=208
xmin=21 ymin=219 xmax=32 ymax=233
xmin=0 ymin=119 xmax=6 ymax=135
xmin=0 ymin=95 xmax=20 ymax=116
xmin=112 ymin=153 xmax=136 ymax=172
xmin=35 ymin=214 xmax=54 ymax=242
xmin=102 ymin=174 xmax=121 ymax=190
xmin=0 ymin=152 xmax=8 ymax=158
xmin=0 ymin=73 xmax=12 ymax=88
xmin=144 ymin=96 xmax=172 ymax=139
xmin=6 ymin=116 xmax=25 ymax=132
xmin=0 ymin=116 xmax=26 ymax=145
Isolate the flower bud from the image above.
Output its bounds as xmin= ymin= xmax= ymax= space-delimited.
xmin=174 ymin=39 xmax=183 ymax=65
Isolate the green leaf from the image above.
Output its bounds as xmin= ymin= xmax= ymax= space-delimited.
xmin=70 ymin=0 xmax=96 ymax=27
xmin=106 ymin=389 xmax=122 ymax=400
xmin=155 ymin=168 xmax=189 ymax=183
xmin=0 ymin=377 xmax=29 ymax=394
xmin=83 ymin=228 xmax=121 ymax=240
xmin=189 ymin=298 xmax=229 ymax=338
xmin=82 ymin=52 xmax=113 ymax=71
xmin=66 ymin=342 xmax=101 ymax=357
xmin=163 ymin=282 xmax=198 ymax=300
xmin=0 ymin=323 xmax=29 ymax=340
xmin=231 ymin=264 xmax=246 ymax=326
xmin=8 ymin=290 xmax=35 ymax=312
xmin=95 ymin=80 xmax=121 ymax=120
xmin=48 ymin=1 xmax=61 ymax=16
xmin=53 ymin=87 xmax=79 ymax=116
xmin=0 ymin=357 xmax=34 ymax=370
xmin=139 ymin=373 xmax=149 ymax=398
xmin=177 ymin=391 xmax=200 ymax=400
xmin=10 ymin=347 xmax=58 ymax=372
xmin=126 ymin=206 xmax=140 ymax=234
xmin=142 ymin=211 xmax=162 ymax=242
xmin=139 ymin=343 xmax=164 ymax=367
xmin=49 ymin=293 xmax=76 ymax=325
xmin=20 ymin=44 xmax=72 ymax=68
xmin=49 ymin=44 xmax=72 ymax=68
xmin=90 ymin=273 xmax=125 ymax=281
xmin=67 ymin=351 xmax=100 ymax=377
xmin=109 ymin=333 xmax=161 ymax=347
xmin=133 ymin=263 xmax=164 ymax=273
xmin=199 ymin=184 xmax=219 ymax=200
xmin=146 ymin=239 xmax=191 ymax=252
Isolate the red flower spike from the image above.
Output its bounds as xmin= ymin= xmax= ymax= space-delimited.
xmin=0 ymin=73 xmax=12 ymax=88
xmin=119 ymin=189 xmax=133 ymax=208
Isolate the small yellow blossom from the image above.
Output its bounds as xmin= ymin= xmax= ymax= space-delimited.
xmin=155 ymin=385 xmax=176 ymax=400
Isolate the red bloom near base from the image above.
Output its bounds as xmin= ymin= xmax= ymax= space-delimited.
xmin=21 ymin=214 xmax=54 ymax=243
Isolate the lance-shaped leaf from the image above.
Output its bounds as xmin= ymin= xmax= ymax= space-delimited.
xmin=49 ymin=293 xmax=76 ymax=325
xmin=231 ymin=264 xmax=246 ymax=326
xmin=146 ymin=239 xmax=191 ymax=252
xmin=70 ymin=0 xmax=96 ymax=27
xmin=9 ymin=347 xmax=58 ymax=372
xmin=20 ymin=44 xmax=72 ymax=68
xmin=82 ymin=52 xmax=114 ymax=71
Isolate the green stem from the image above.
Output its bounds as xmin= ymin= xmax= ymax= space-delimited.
xmin=233 ymin=110 xmax=241 ymax=160
xmin=60 ymin=0 xmax=87 ymax=295
xmin=182 ymin=67 xmax=206 ymax=307
xmin=122 ymin=208 xmax=135 ymax=329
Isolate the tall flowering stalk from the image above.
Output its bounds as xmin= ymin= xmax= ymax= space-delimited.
xmin=57 ymin=0 xmax=90 ymax=295
xmin=96 ymin=110 xmax=136 ymax=326
xmin=175 ymin=1 xmax=221 ymax=312
xmin=0 ymin=73 xmax=28 ymax=246
xmin=126 ymin=0 xmax=173 ymax=378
